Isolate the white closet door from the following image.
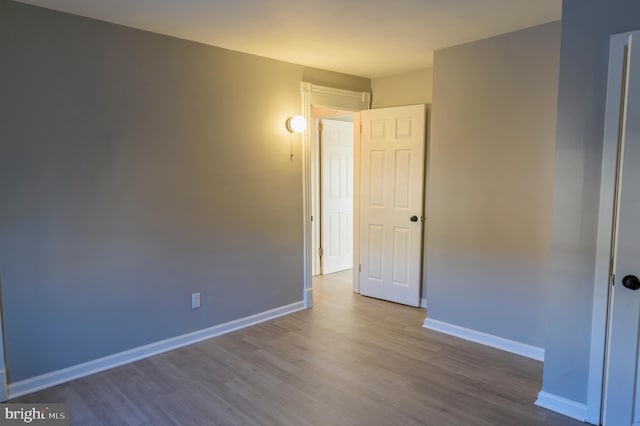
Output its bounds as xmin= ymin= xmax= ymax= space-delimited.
xmin=321 ymin=119 xmax=354 ymax=274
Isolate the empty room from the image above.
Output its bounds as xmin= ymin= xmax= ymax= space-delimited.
xmin=1 ymin=0 xmax=640 ymax=425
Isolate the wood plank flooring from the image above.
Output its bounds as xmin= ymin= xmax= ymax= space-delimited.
xmin=13 ymin=270 xmax=582 ymax=425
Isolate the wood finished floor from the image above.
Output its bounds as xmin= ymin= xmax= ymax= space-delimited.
xmin=13 ymin=270 xmax=582 ymax=425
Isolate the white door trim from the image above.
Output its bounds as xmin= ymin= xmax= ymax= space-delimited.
xmin=301 ymin=83 xmax=371 ymax=308
xmin=587 ymin=31 xmax=633 ymax=425
xmin=311 ymin=117 xmax=321 ymax=276
xmin=0 ymin=314 xmax=7 ymax=401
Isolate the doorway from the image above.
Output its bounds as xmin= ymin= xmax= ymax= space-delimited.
xmin=300 ymin=83 xmax=427 ymax=311
xmin=300 ymin=83 xmax=371 ymax=308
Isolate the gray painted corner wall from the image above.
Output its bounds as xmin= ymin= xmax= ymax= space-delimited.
xmin=426 ymin=22 xmax=561 ymax=348
xmin=0 ymin=0 xmax=369 ymax=383
xmin=371 ymin=68 xmax=433 ymax=108
xmin=542 ymin=0 xmax=640 ymax=405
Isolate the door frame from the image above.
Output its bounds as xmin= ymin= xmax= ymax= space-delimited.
xmin=587 ymin=30 xmax=633 ymax=425
xmin=300 ymin=82 xmax=371 ymax=308
xmin=0 ymin=314 xmax=6 ymax=401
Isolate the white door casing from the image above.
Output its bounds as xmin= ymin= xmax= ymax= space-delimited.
xmin=359 ymin=105 xmax=426 ymax=307
xmin=603 ymin=31 xmax=640 ymax=426
xmin=311 ymin=118 xmax=320 ymax=276
xmin=321 ymin=119 xmax=354 ymax=274
xmin=0 ymin=314 xmax=6 ymax=401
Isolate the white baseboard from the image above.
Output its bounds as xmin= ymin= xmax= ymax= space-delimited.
xmin=423 ymin=318 xmax=544 ymax=361
xmin=8 ymin=301 xmax=305 ymax=399
xmin=304 ymin=288 xmax=314 ymax=309
xmin=420 ymin=297 xmax=427 ymax=309
xmin=535 ymin=391 xmax=588 ymax=422
xmin=0 ymin=369 xmax=6 ymax=402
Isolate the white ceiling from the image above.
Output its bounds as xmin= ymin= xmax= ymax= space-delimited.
xmin=16 ymin=0 xmax=562 ymax=79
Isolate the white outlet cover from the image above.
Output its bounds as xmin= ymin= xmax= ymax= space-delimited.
xmin=191 ymin=293 xmax=201 ymax=309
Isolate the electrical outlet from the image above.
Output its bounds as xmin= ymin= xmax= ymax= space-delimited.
xmin=191 ymin=293 xmax=201 ymax=309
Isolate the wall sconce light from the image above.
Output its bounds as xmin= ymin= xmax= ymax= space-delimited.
xmin=286 ymin=115 xmax=306 ymax=161
xmin=286 ymin=115 xmax=307 ymax=133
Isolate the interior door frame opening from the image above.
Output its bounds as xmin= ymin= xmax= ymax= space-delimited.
xmin=300 ymin=83 xmax=371 ymax=309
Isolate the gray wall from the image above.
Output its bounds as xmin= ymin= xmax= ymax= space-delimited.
xmin=542 ymin=0 xmax=640 ymax=404
xmin=0 ymin=0 xmax=369 ymax=383
xmin=371 ymin=68 xmax=433 ymax=108
xmin=426 ymin=22 xmax=561 ymax=348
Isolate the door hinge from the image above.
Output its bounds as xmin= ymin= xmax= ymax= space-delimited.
xmin=319 ymin=247 xmax=324 ymax=257
xmin=318 ymin=121 xmax=323 ymax=132
xmin=360 ymin=123 xmax=363 ymax=133
xmin=310 ymin=215 xmax=313 ymax=222
xmin=359 ymin=264 xmax=362 ymax=272
xmin=611 ymin=273 xmax=616 ymax=286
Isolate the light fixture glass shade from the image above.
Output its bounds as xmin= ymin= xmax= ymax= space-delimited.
xmin=287 ymin=115 xmax=307 ymax=133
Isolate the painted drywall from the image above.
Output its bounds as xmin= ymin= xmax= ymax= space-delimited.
xmin=426 ymin=22 xmax=561 ymax=348
xmin=542 ymin=0 xmax=640 ymax=406
xmin=0 ymin=0 xmax=369 ymax=383
xmin=371 ymin=68 xmax=433 ymax=108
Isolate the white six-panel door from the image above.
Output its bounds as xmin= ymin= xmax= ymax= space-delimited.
xmin=359 ymin=105 xmax=426 ymax=307
xmin=604 ymin=30 xmax=640 ymax=426
xmin=321 ymin=119 xmax=354 ymax=274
